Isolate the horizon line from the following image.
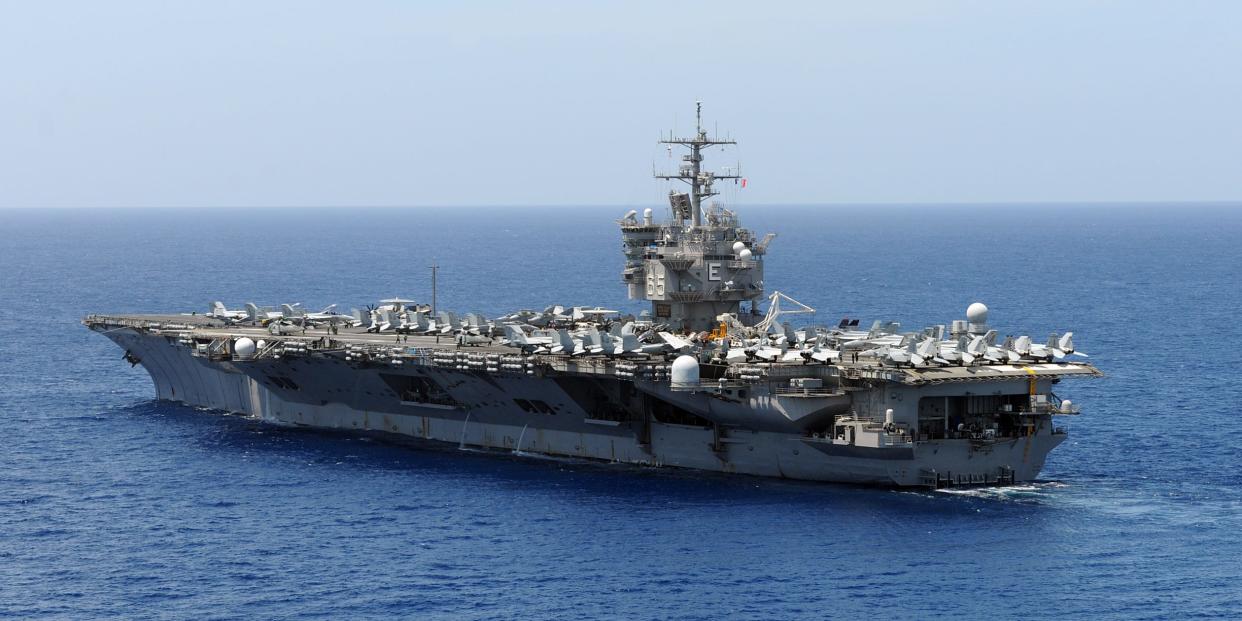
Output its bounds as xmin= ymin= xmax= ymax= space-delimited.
xmin=3 ymin=199 xmax=1241 ymax=210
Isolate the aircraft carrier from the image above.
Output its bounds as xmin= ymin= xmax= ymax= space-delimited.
xmin=85 ymin=104 xmax=1101 ymax=487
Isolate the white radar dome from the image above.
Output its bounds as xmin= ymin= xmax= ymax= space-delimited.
xmin=732 ymin=241 xmax=746 ymax=254
xmin=738 ymin=248 xmax=753 ymax=261
xmin=256 ymin=340 xmax=267 ymax=351
xmin=670 ymin=355 xmax=701 ymax=387
xmin=966 ymin=302 xmax=989 ymax=325
xmin=234 ymin=337 xmax=256 ymax=358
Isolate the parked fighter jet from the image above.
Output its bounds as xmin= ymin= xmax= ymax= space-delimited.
xmin=605 ymin=331 xmax=668 ymax=357
xmin=1051 ymin=332 xmax=1088 ymax=358
xmin=747 ymin=337 xmax=787 ymax=362
xmin=657 ymin=331 xmax=695 ymax=353
xmin=1010 ymin=335 xmax=1053 ymax=361
xmin=208 ymin=301 xmax=248 ymax=323
xmin=1007 ymin=332 xmax=1089 ymax=362
xmin=802 ymin=340 xmax=841 ymax=363
xmin=246 ymin=303 xmax=285 ymax=324
xmin=501 ymin=324 xmax=554 ymax=354
xmin=279 ymin=303 xmax=358 ymax=328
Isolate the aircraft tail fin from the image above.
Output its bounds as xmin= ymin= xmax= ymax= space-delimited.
xmin=436 ymin=311 xmax=460 ymax=330
xmin=1014 ymin=335 xmax=1032 ymax=354
xmin=983 ymin=329 xmax=998 ymax=346
xmin=585 ymin=326 xmax=604 ymax=349
xmin=621 ymin=333 xmax=638 ymax=352
xmin=967 ymin=335 xmax=988 ymax=356
xmin=504 ymin=324 xmax=529 ymax=345
xmin=1059 ymin=331 xmax=1074 ymax=351
xmin=413 ymin=311 xmax=429 ymax=330
xmin=556 ymin=329 xmax=576 ymax=351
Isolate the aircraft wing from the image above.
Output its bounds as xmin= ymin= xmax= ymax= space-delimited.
xmin=658 ymin=331 xmax=692 ymax=351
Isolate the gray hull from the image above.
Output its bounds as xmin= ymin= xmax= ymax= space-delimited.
xmin=102 ymin=326 xmax=1065 ymax=487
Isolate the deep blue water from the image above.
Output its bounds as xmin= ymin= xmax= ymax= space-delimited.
xmin=2 ymin=204 xmax=1241 ymax=620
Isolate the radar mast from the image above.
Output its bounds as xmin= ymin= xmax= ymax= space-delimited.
xmin=655 ymin=102 xmax=740 ymax=227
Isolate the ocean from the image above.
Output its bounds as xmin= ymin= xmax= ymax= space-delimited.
xmin=2 ymin=204 xmax=1240 ymax=620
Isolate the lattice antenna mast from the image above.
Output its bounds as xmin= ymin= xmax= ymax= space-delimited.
xmin=655 ymin=102 xmax=740 ymax=227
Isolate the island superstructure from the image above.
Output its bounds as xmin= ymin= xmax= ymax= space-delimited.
xmin=85 ymin=104 xmax=1101 ymax=487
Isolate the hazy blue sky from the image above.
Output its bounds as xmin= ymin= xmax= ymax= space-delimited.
xmin=2 ymin=1 xmax=1239 ymax=208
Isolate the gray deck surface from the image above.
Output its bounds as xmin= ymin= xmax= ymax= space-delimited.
xmin=86 ymin=313 xmax=1101 ymax=381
